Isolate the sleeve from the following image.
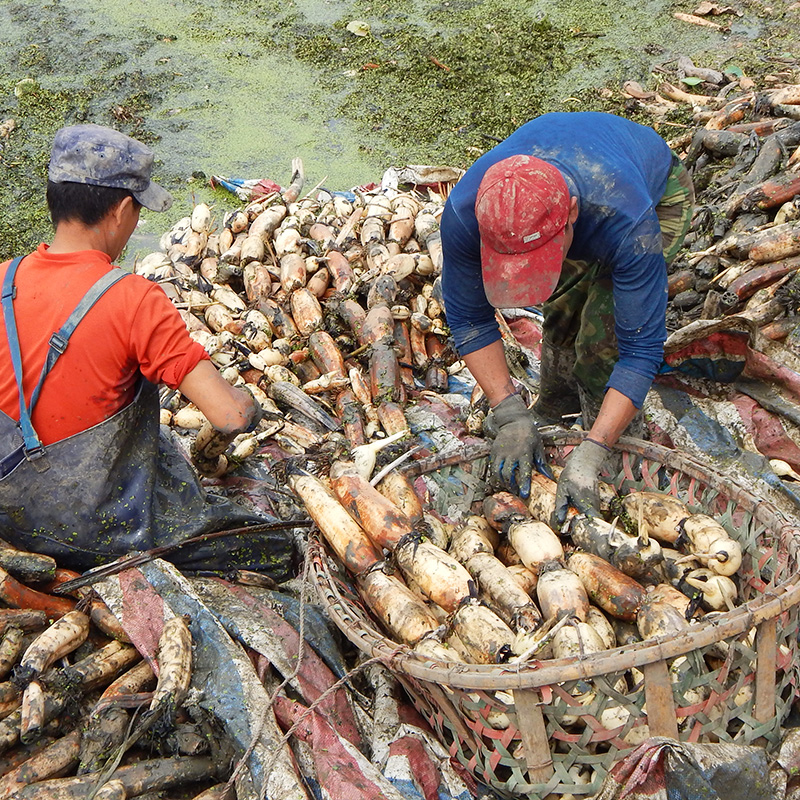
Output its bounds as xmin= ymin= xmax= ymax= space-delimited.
xmin=440 ymin=202 xmax=502 ymax=356
xmin=606 ymin=210 xmax=669 ymax=408
xmin=127 ymin=280 xmax=210 ymax=388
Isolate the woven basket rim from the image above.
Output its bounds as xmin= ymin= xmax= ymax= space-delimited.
xmin=309 ymin=432 xmax=800 ymax=691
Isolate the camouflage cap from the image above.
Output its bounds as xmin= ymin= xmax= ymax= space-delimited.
xmin=48 ymin=123 xmax=173 ymax=212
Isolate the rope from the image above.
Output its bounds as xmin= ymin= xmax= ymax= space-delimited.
xmin=223 ymin=532 xmax=404 ymax=797
xmin=224 ymin=547 xmax=312 ymax=794
xmin=256 ymin=653 xmax=389 ymax=800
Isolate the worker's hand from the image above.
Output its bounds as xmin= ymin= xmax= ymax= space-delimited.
xmin=237 ymin=386 xmax=263 ymax=433
xmin=191 ymin=390 xmax=261 ymax=477
xmin=551 ymin=438 xmax=609 ymax=527
xmin=486 ymin=393 xmax=550 ymax=498
xmin=179 ymin=361 xmax=264 ymax=434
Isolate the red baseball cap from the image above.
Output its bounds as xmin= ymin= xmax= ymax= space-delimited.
xmin=475 ymin=155 xmax=570 ymax=308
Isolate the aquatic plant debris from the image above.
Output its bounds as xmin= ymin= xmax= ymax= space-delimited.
xmin=1 ymin=0 xmax=799 ymax=258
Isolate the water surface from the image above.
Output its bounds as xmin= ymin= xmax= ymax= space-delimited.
xmin=0 ymin=0 xmax=795 ymax=260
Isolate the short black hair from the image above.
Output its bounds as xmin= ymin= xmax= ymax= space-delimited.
xmin=46 ymin=180 xmax=140 ymax=227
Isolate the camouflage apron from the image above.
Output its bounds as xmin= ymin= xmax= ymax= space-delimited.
xmin=541 ymin=154 xmax=695 ymax=399
xmin=0 ymin=256 xmax=294 ymax=576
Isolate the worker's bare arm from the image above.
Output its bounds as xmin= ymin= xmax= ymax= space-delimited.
xmin=587 ymin=388 xmax=637 ymax=447
xmin=462 ymin=340 xmax=517 ymax=407
xmin=177 ymin=360 xmax=261 ymax=434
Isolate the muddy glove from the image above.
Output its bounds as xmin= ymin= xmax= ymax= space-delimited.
xmin=486 ymin=393 xmax=550 ymax=498
xmin=551 ymin=438 xmax=609 ymax=527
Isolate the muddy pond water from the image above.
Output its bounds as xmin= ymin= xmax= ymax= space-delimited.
xmin=0 ymin=0 xmax=795 ymax=261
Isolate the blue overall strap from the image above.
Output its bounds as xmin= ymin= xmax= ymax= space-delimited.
xmin=28 ymin=268 xmax=130 ymax=415
xmin=1 ymin=260 xmax=130 ymax=458
xmin=1 ymin=257 xmax=39 ymax=455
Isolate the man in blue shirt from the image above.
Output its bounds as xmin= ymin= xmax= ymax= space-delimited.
xmin=441 ymin=112 xmax=694 ymax=524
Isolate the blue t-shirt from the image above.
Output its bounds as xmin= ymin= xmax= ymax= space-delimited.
xmin=441 ymin=112 xmax=674 ymax=408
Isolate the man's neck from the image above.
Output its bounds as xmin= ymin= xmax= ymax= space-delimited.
xmin=48 ymin=220 xmax=111 ymax=256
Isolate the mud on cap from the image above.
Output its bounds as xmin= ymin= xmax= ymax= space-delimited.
xmin=476 ymin=155 xmax=570 ymax=308
xmin=48 ymin=123 xmax=173 ymax=213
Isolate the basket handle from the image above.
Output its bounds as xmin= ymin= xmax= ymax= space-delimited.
xmin=513 ymin=689 xmax=554 ymax=784
xmin=643 ymin=660 xmax=680 ymax=740
xmin=755 ymin=618 xmax=777 ymax=725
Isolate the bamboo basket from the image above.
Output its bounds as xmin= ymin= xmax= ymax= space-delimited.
xmin=308 ymin=432 xmax=800 ymax=799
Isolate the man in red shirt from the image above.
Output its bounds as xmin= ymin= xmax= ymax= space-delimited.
xmin=0 ymin=124 xmax=294 ymax=576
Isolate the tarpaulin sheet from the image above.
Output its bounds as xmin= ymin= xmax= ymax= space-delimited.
xmin=94 ymin=559 xmax=308 ymax=800
xmin=594 ymin=737 xmax=772 ymax=800
xmin=189 ymin=577 xmax=362 ymax=749
xmin=645 ymin=316 xmax=800 ymax=517
xmin=657 ymin=316 xmax=800 ymax=470
xmin=274 ymin=695 xmax=410 ymax=800
xmin=243 ymin=585 xmax=349 ymax=679
xmin=368 ymin=665 xmax=472 ymax=800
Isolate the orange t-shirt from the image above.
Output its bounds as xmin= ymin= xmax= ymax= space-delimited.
xmin=0 ymin=244 xmax=209 ymax=445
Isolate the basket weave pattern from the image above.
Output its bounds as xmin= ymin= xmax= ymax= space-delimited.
xmin=309 ymin=434 xmax=800 ymax=799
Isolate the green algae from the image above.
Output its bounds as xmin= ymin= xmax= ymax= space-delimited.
xmin=0 ymin=78 xmax=91 ymax=257
xmin=295 ymin=2 xmax=570 ymax=165
xmin=0 ymin=0 xmax=798 ymax=262
xmin=0 ymin=0 xmax=384 ymax=259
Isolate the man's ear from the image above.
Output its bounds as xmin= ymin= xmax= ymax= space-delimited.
xmin=568 ymin=195 xmax=579 ymax=225
xmin=112 ymin=195 xmax=135 ymax=225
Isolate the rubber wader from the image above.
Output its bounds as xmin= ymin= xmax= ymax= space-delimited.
xmin=532 ymin=338 xmax=582 ymax=425
xmin=0 ymin=256 xmax=295 ymax=576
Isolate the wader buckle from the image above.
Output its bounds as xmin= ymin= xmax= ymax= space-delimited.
xmin=24 ymin=444 xmax=50 ymax=473
xmin=48 ymin=332 xmax=68 ymax=354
